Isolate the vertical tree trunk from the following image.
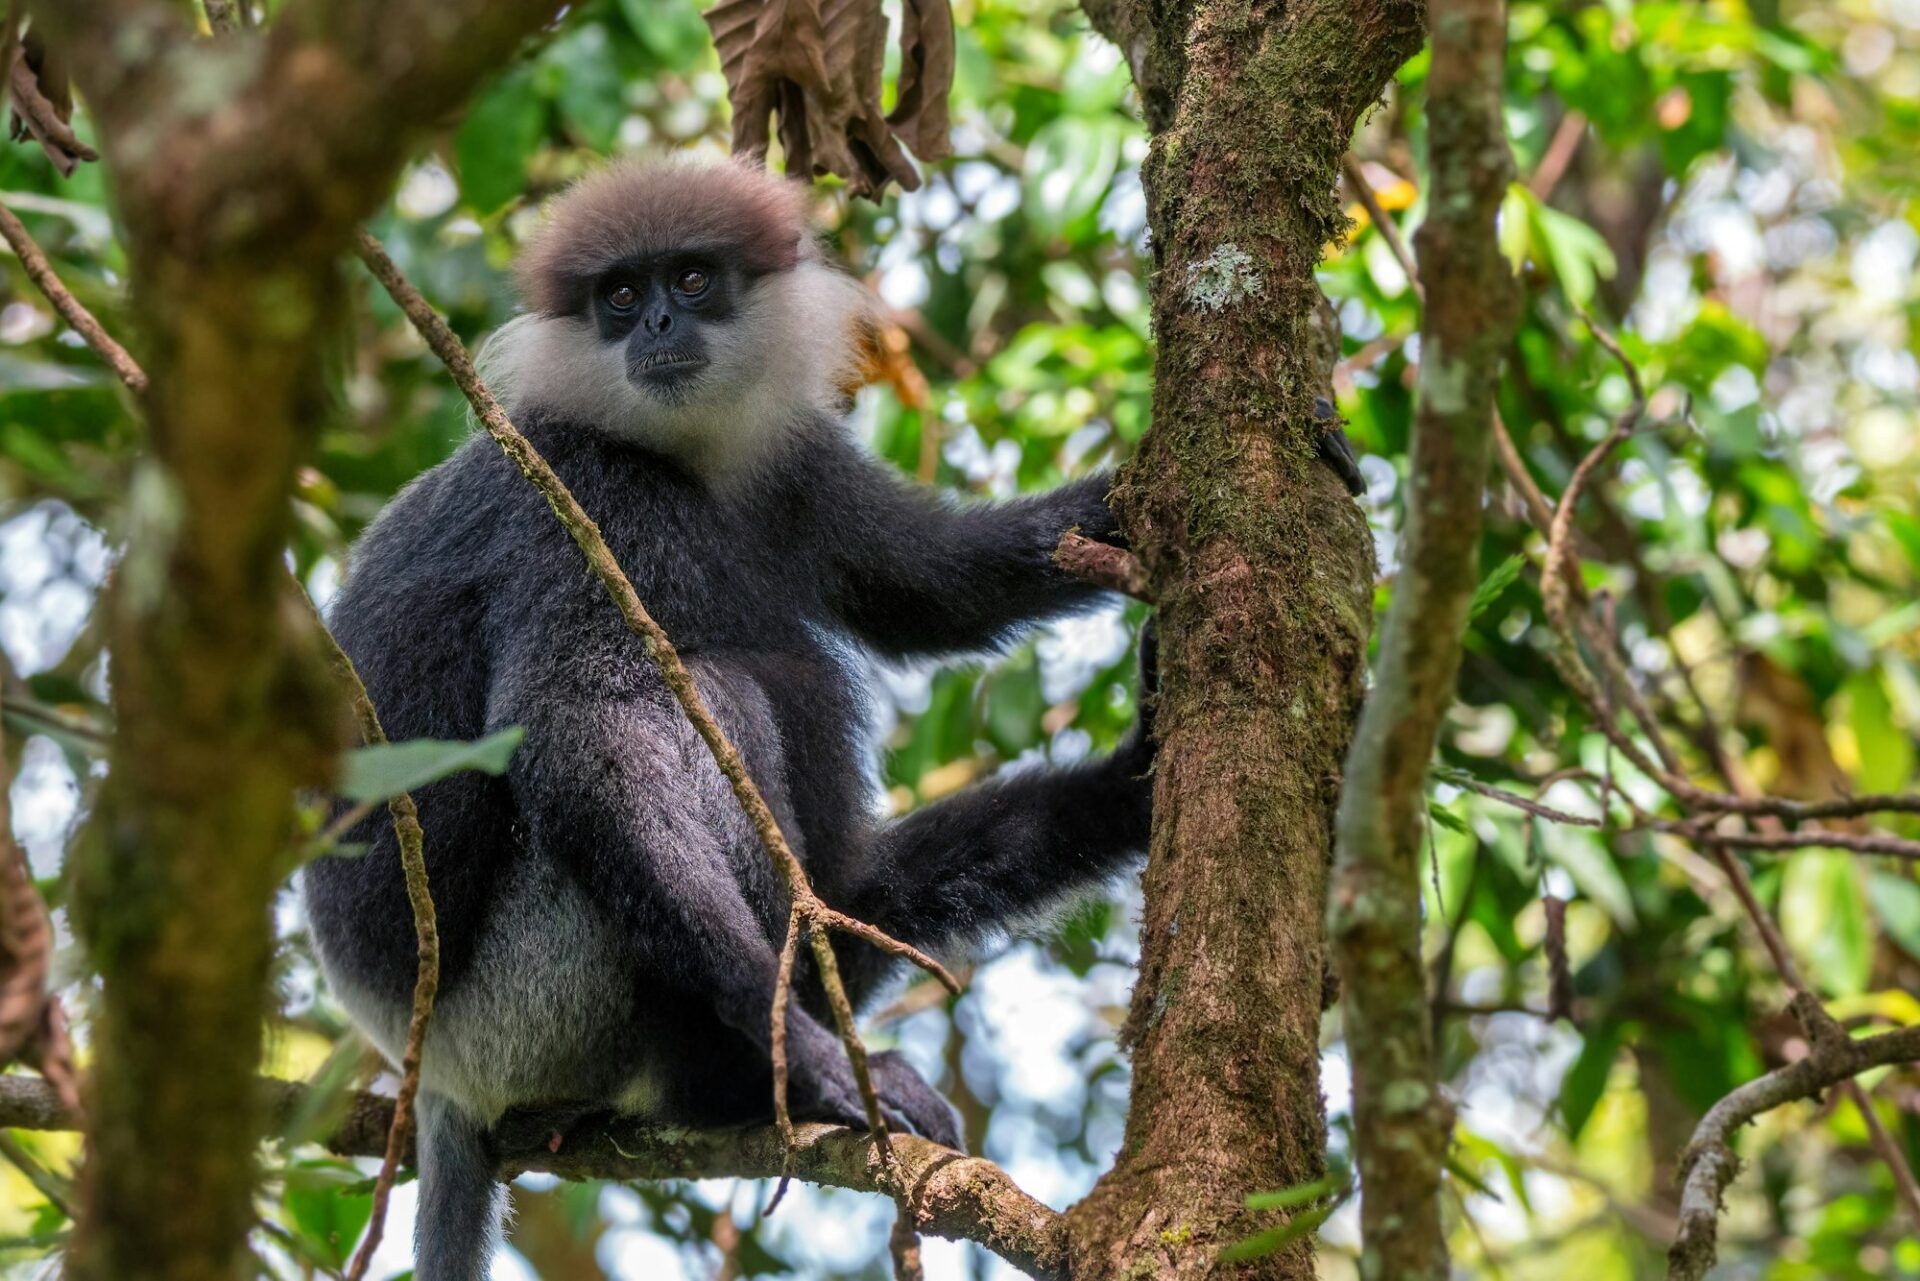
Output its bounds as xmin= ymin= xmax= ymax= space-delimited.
xmin=1327 ymin=0 xmax=1517 ymax=1274
xmin=69 ymin=257 xmax=347 ymax=1281
xmin=1068 ymin=1 xmax=1423 ymax=1276
xmin=36 ymin=4 xmax=563 ymax=1276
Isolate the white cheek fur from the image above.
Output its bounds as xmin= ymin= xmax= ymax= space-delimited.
xmin=476 ymin=260 xmax=868 ymax=476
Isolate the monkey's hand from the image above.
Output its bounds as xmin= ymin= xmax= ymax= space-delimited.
xmin=1072 ymin=470 xmax=1126 ymax=549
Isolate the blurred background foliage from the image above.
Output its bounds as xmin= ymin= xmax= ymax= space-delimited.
xmin=1 ymin=0 xmax=1918 ymax=1275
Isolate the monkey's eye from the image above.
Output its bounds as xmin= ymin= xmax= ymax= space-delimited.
xmin=606 ymin=283 xmax=638 ymax=310
xmin=675 ymin=268 xmax=710 ymax=296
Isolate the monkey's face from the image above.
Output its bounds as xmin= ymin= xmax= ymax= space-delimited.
xmin=591 ymin=255 xmax=741 ymax=408
xmin=482 ymin=158 xmax=871 ymax=474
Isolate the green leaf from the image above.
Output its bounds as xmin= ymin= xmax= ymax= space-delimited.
xmin=1444 ymin=1153 xmax=1501 ymax=1200
xmin=1869 ymin=871 xmax=1920 ymax=961
xmin=1846 ymin=673 xmax=1915 ymax=796
xmin=1244 ymin=1175 xmax=1345 ymax=1212
xmin=1782 ymin=852 xmax=1873 ymax=997
xmin=455 ymin=68 xmax=545 ymax=214
xmin=1454 ymin=1126 xmax=1534 ymax=1214
xmin=1048 ymin=897 xmax=1115 ymax=977
xmin=620 ymin=0 xmax=712 ymax=68
xmin=1427 ymin=801 xmax=1470 ymax=835
xmin=541 ymin=25 xmax=628 ymax=151
xmin=1216 ymin=1204 xmax=1337 ymax=1262
xmin=1560 ymin=1024 xmax=1620 ymax=1141
xmin=983 ymin=657 xmax=1046 ymax=757
xmin=339 ymin=727 xmax=525 ymax=804
xmin=1507 ymin=186 xmax=1617 ymax=305
xmin=1498 ymin=183 xmax=1532 ymax=275
xmin=281 ymin=1159 xmax=373 ymax=1270
xmin=1468 ymin=555 xmax=1526 ymax=622
xmin=1023 ymin=117 xmax=1129 ymax=238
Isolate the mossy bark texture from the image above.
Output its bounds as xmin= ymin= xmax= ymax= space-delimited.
xmin=1327 ymin=1 xmax=1518 ymax=1278
xmin=1069 ymin=0 xmax=1422 ymax=1276
xmin=35 ymin=3 xmax=563 ymax=1278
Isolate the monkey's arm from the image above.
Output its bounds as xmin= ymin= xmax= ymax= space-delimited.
xmin=820 ymin=452 xmax=1121 ymax=659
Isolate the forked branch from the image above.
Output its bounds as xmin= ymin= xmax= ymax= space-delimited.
xmin=1670 ymin=1015 xmax=1920 ymax=1280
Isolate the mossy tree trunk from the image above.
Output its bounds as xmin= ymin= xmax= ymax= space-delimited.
xmin=1328 ymin=0 xmax=1517 ymax=1274
xmin=1068 ymin=0 xmax=1423 ymax=1276
xmin=37 ymin=3 xmax=563 ymax=1277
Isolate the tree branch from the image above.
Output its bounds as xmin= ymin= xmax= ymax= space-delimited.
xmin=37 ymin=0 xmax=566 ymax=261
xmin=1668 ymin=1016 xmax=1920 ymax=1280
xmin=1052 ymin=530 xmax=1152 ymax=602
xmin=0 ymin=1075 xmax=1068 ymax=1280
xmin=1326 ymin=0 xmax=1518 ymax=1276
xmin=0 ymin=199 xmax=145 ymax=393
xmin=1069 ymin=0 xmax=1425 ymax=1268
xmin=301 ymin=605 xmax=438 ymax=1281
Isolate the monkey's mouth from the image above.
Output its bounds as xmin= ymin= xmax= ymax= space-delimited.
xmin=636 ymin=349 xmax=708 ymax=373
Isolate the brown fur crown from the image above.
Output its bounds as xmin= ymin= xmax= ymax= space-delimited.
xmin=516 ymin=157 xmax=812 ymax=317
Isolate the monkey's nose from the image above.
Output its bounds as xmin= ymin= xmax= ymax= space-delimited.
xmin=645 ymin=309 xmax=674 ymax=337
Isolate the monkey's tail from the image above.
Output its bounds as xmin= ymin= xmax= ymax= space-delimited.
xmin=413 ymin=1092 xmax=507 ymax=1281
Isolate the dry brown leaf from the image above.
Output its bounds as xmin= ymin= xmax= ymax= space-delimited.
xmin=0 ymin=722 xmax=77 ymax=1117
xmin=7 ymin=29 xmax=98 ymax=178
xmin=1737 ymin=651 xmax=1855 ymax=816
xmin=30 ymin=996 xmax=80 ymax=1116
xmin=0 ymin=721 xmax=51 ymax=1067
xmin=0 ymin=846 xmax=51 ymax=1064
xmin=706 ymin=0 xmax=953 ymax=198
xmin=885 ymin=0 xmax=953 ymax=162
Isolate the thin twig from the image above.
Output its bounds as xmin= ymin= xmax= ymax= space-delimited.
xmin=1491 ymin=408 xmax=1558 ymax=534
xmin=0 ymin=694 xmax=109 ymax=746
xmin=765 ymin=908 xmax=804 ymax=1213
xmin=1343 ymin=154 xmax=1425 ymax=303
xmin=6 ymin=60 xmax=98 ymax=176
xmin=0 ymin=198 xmax=146 ymax=393
xmin=1852 ymin=1081 xmax=1920 ymax=1228
xmin=1654 ymin=822 xmax=1920 ymax=862
xmin=1527 ymin=110 xmax=1587 ymax=201
xmin=301 ymin=601 xmax=440 ymax=1281
xmin=1448 ymin=774 xmax=1603 ymax=829
xmin=1542 ymin=894 xmax=1572 ymax=1023
xmin=0 ymin=5 xmax=20 ymax=132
